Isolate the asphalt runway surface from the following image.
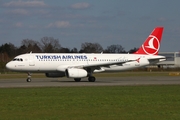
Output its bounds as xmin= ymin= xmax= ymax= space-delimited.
xmin=0 ymin=76 xmax=180 ymax=88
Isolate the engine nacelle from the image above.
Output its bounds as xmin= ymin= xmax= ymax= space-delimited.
xmin=45 ymin=72 xmax=65 ymax=78
xmin=65 ymin=68 xmax=87 ymax=78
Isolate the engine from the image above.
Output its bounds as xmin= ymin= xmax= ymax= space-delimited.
xmin=45 ymin=72 xmax=65 ymax=78
xmin=65 ymin=68 xmax=87 ymax=78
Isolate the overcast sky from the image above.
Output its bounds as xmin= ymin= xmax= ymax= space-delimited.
xmin=0 ymin=0 xmax=180 ymax=52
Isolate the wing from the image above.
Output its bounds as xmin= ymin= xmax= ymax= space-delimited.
xmin=68 ymin=60 xmax=136 ymax=72
xmin=56 ymin=59 xmax=136 ymax=72
xmin=83 ymin=60 xmax=135 ymax=68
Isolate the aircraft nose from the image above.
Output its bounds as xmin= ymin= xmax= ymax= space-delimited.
xmin=6 ymin=62 xmax=13 ymax=70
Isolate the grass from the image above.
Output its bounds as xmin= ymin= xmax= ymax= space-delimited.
xmin=0 ymin=85 xmax=180 ymax=120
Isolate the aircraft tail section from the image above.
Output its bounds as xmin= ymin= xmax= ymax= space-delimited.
xmin=134 ymin=27 xmax=164 ymax=55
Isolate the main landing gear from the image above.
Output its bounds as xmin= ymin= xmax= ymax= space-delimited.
xmin=74 ymin=76 xmax=96 ymax=82
xmin=88 ymin=76 xmax=96 ymax=82
xmin=26 ymin=72 xmax=31 ymax=82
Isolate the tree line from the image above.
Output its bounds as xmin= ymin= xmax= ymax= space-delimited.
xmin=0 ymin=37 xmax=138 ymax=70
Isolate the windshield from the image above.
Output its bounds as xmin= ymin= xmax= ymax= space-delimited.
xmin=13 ymin=58 xmax=23 ymax=61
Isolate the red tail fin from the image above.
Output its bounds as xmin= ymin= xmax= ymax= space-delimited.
xmin=134 ymin=27 xmax=164 ymax=55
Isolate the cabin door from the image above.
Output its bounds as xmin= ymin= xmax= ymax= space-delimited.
xmin=29 ymin=55 xmax=35 ymax=66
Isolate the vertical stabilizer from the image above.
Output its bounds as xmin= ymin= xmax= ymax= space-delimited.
xmin=134 ymin=27 xmax=164 ymax=55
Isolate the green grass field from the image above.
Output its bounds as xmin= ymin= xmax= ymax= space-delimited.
xmin=1 ymin=85 xmax=180 ymax=120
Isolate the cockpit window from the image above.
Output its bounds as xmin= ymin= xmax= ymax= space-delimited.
xmin=13 ymin=58 xmax=23 ymax=61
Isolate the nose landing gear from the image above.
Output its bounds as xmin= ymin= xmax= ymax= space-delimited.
xmin=27 ymin=72 xmax=31 ymax=82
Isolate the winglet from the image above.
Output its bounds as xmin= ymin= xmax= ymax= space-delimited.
xmin=134 ymin=27 xmax=164 ymax=55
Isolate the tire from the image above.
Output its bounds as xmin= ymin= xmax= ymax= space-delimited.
xmin=26 ymin=78 xmax=31 ymax=82
xmin=88 ymin=76 xmax=96 ymax=82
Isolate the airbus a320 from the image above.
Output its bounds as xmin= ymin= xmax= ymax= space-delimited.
xmin=6 ymin=27 xmax=166 ymax=82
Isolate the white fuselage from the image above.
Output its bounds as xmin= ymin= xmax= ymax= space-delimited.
xmin=6 ymin=53 xmax=165 ymax=73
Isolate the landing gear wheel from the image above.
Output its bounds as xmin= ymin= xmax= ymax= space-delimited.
xmin=27 ymin=72 xmax=32 ymax=82
xmin=74 ymin=78 xmax=81 ymax=82
xmin=88 ymin=76 xmax=96 ymax=82
xmin=26 ymin=78 xmax=31 ymax=82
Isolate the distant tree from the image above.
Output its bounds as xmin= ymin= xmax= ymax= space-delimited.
xmin=33 ymin=43 xmax=42 ymax=53
xmin=20 ymin=39 xmax=42 ymax=53
xmin=0 ymin=52 xmax=10 ymax=62
xmin=80 ymin=42 xmax=103 ymax=53
xmin=40 ymin=37 xmax=61 ymax=53
xmin=128 ymin=47 xmax=138 ymax=53
xmin=60 ymin=47 xmax=70 ymax=53
xmin=105 ymin=44 xmax=125 ymax=53
xmin=70 ymin=47 xmax=78 ymax=53
xmin=21 ymin=39 xmax=39 ymax=48
xmin=0 ymin=43 xmax=17 ymax=58
xmin=17 ymin=45 xmax=27 ymax=55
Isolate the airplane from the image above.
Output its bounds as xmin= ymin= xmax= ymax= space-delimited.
xmin=6 ymin=27 xmax=166 ymax=82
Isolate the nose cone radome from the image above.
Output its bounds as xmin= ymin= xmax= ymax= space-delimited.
xmin=6 ymin=62 xmax=13 ymax=70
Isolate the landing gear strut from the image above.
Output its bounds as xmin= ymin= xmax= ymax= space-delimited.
xmin=88 ymin=76 xmax=96 ymax=82
xmin=27 ymin=72 xmax=31 ymax=82
xmin=86 ymin=68 xmax=96 ymax=82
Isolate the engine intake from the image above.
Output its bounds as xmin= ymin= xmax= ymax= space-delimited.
xmin=65 ymin=68 xmax=87 ymax=78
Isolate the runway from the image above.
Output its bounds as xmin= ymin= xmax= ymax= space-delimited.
xmin=0 ymin=76 xmax=180 ymax=88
